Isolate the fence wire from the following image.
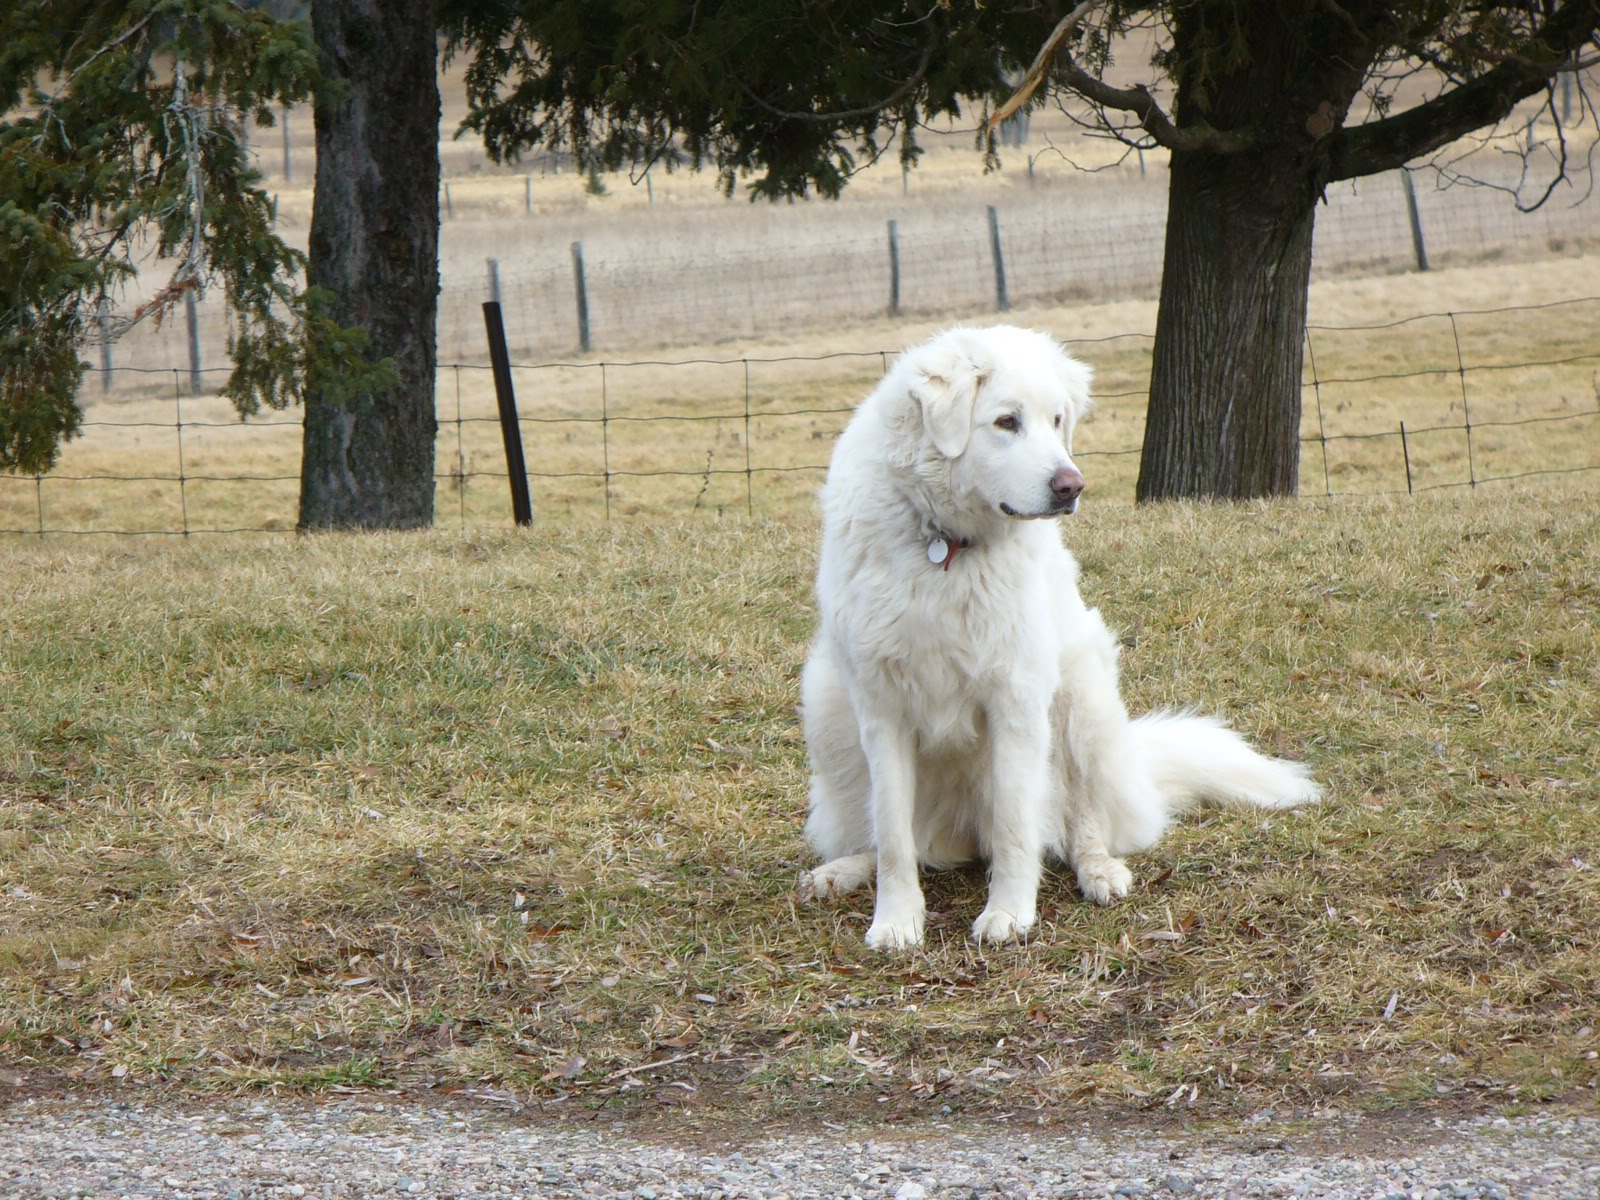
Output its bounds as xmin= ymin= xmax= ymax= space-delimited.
xmin=3 ymin=297 xmax=1597 ymax=537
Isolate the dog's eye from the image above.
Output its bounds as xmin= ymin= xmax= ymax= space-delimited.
xmin=994 ymin=414 xmax=1021 ymax=433
xmin=1053 ymin=413 xmax=1063 ymax=429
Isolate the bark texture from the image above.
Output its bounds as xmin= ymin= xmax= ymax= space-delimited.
xmin=1136 ymin=150 xmax=1315 ymax=500
xmin=299 ymin=0 xmax=440 ymax=530
xmin=1134 ymin=5 xmax=1370 ymax=502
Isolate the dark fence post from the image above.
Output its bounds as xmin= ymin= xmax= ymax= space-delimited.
xmin=482 ymin=301 xmax=534 ymax=526
xmin=281 ymin=103 xmax=291 ymax=181
xmin=571 ymin=240 xmax=592 ymax=353
xmin=524 ymin=175 xmax=533 ymax=214
xmin=1400 ymin=171 xmax=1430 ymax=272
xmin=987 ymin=205 xmax=1009 ymax=312
xmin=1400 ymin=421 xmax=1413 ymax=495
xmin=887 ymin=219 xmax=901 ymax=317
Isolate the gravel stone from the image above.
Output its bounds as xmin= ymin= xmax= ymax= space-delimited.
xmin=0 ymin=1097 xmax=1598 ymax=1199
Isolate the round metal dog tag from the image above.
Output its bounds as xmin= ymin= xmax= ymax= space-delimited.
xmin=927 ymin=538 xmax=948 ymax=565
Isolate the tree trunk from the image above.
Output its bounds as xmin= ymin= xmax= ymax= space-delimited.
xmin=1135 ymin=149 xmax=1316 ymax=501
xmin=299 ymin=0 xmax=440 ymax=530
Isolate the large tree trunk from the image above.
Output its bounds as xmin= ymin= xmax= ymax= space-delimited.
xmin=299 ymin=0 xmax=440 ymax=530
xmin=1135 ymin=150 xmax=1317 ymax=501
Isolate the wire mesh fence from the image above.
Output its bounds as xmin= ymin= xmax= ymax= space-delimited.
xmin=5 ymin=296 xmax=1596 ymax=537
xmin=93 ymin=161 xmax=1600 ymax=379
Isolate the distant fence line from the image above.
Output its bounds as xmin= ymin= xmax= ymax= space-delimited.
xmin=5 ymin=297 xmax=1598 ymax=537
xmin=93 ymin=161 xmax=1600 ymax=383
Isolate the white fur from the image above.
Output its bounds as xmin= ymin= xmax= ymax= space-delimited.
xmin=799 ymin=325 xmax=1320 ymax=950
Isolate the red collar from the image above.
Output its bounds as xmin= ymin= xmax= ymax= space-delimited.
xmin=927 ymin=535 xmax=971 ymax=571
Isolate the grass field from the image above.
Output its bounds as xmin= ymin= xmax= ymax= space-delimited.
xmin=2 ymin=479 xmax=1598 ymax=1124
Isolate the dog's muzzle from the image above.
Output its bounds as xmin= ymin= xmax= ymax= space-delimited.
xmin=1000 ymin=466 xmax=1086 ymax=519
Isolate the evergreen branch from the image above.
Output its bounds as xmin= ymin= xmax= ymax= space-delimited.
xmin=728 ymin=13 xmax=941 ymax=125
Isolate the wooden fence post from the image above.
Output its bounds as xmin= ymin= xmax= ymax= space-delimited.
xmin=987 ymin=205 xmax=1009 ymax=312
xmin=571 ymin=240 xmax=591 ymax=353
xmin=98 ymin=298 xmax=112 ymax=393
xmin=1400 ymin=170 xmax=1430 ymax=272
xmin=887 ymin=219 xmax=901 ymax=317
xmin=281 ymin=103 xmax=291 ymax=182
xmin=185 ymin=290 xmax=202 ymax=395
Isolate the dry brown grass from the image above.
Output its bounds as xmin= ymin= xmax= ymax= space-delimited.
xmin=2 ymin=476 xmax=1597 ymax=1122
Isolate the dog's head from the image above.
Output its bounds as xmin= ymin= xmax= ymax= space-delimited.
xmin=904 ymin=325 xmax=1093 ymax=522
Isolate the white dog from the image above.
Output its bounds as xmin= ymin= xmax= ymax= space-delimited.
xmin=798 ymin=325 xmax=1319 ymax=950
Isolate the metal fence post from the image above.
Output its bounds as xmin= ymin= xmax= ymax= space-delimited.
xmin=1400 ymin=171 xmax=1430 ymax=272
xmin=281 ymin=103 xmax=291 ymax=181
xmin=1447 ymin=312 xmax=1475 ymax=487
xmin=1400 ymin=421 xmax=1413 ymax=494
xmin=174 ymin=370 xmax=190 ymax=535
xmin=571 ymin=240 xmax=592 ymax=353
xmin=524 ymin=175 xmax=533 ymax=214
xmin=482 ymin=301 xmax=534 ymax=526
xmin=887 ymin=219 xmax=901 ymax=317
xmin=987 ymin=205 xmax=1009 ymax=312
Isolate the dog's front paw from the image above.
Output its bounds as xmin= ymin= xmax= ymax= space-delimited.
xmin=971 ymin=905 xmax=1035 ymax=944
xmin=1076 ymin=856 xmax=1133 ymax=906
xmin=864 ymin=916 xmax=924 ymax=951
xmin=864 ymin=898 xmax=925 ymax=951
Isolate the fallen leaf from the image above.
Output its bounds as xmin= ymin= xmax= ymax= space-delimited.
xmin=543 ymin=1055 xmax=586 ymax=1082
xmin=659 ymin=1027 xmax=702 ymax=1050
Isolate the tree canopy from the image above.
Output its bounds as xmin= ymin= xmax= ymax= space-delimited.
xmin=445 ymin=2 xmax=1598 ymax=202
xmin=0 ymin=0 xmax=389 ymax=475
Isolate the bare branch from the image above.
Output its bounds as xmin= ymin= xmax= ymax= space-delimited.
xmin=986 ymin=1 xmax=1095 ymax=129
xmin=1328 ymin=0 xmax=1600 ymax=181
xmin=987 ymin=2 xmax=1258 ymax=155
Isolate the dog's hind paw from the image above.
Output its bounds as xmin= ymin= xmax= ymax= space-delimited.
xmin=1076 ymin=856 xmax=1133 ymax=906
xmin=797 ymin=853 xmax=875 ymax=902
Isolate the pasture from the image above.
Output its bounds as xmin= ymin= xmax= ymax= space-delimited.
xmin=2 ymin=479 xmax=1597 ymax=1124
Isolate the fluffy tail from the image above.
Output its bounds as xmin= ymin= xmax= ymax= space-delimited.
xmin=1130 ymin=710 xmax=1321 ymax=814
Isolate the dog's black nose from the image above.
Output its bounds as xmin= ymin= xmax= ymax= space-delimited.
xmin=1051 ymin=466 xmax=1085 ymax=503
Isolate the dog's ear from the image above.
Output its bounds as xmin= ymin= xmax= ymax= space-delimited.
xmin=910 ymin=340 xmax=988 ymax=457
xmin=1056 ymin=351 xmax=1094 ymax=431
xmin=913 ymin=373 xmax=978 ymax=457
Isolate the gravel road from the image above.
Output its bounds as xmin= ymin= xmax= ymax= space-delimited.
xmin=1 ymin=1094 xmax=1596 ymax=1200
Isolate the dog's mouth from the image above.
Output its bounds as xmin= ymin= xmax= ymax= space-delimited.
xmin=1000 ymin=497 xmax=1080 ymax=519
